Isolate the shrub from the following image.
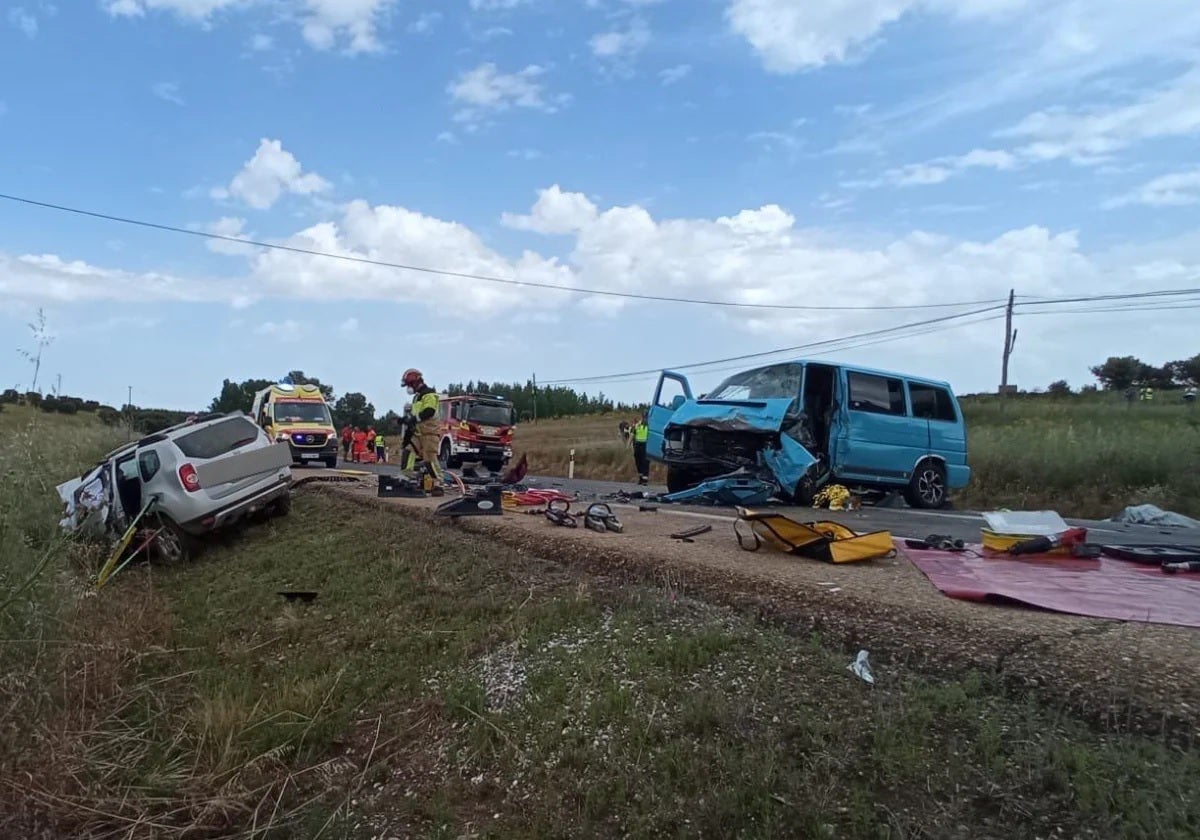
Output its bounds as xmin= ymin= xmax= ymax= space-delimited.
xmin=97 ymin=406 xmax=121 ymax=426
xmin=25 ymin=391 xmax=42 ymax=408
xmin=0 ymin=389 xmax=18 ymax=405
xmin=40 ymin=397 xmax=59 ymax=413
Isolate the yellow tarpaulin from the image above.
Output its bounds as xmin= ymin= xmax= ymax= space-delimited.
xmin=735 ymin=507 xmax=894 ymax=564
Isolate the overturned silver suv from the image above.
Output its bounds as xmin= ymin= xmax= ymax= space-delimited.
xmin=57 ymin=412 xmax=293 ymax=559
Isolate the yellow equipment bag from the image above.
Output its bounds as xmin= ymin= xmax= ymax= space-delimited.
xmin=734 ymin=507 xmax=895 ymax=564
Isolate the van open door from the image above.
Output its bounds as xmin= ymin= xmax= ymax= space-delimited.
xmin=647 ymin=371 xmax=693 ymax=461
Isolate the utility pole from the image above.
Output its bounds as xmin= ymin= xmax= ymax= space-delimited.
xmin=1000 ymin=289 xmax=1018 ymax=397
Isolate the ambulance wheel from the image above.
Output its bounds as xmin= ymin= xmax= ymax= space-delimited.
xmin=324 ymin=456 xmax=338 ymax=469
xmin=905 ymin=460 xmax=947 ymax=509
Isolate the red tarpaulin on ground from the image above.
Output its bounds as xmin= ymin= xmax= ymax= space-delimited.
xmin=902 ymin=540 xmax=1200 ymax=628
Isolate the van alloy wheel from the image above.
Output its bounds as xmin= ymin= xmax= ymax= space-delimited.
xmin=906 ymin=462 xmax=947 ymax=509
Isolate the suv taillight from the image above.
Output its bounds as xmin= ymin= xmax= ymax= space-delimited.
xmin=179 ymin=463 xmax=201 ymax=493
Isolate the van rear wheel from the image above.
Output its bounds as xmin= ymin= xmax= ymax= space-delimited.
xmin=905 ymin=461 xmax=947 ymax=509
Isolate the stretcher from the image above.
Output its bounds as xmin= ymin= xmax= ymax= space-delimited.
xmin=734 ymin=508 xmax=894 ymax=564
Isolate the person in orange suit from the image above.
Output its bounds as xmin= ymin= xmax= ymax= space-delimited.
xmin=351 ymin=427 xmax=367 ymax=463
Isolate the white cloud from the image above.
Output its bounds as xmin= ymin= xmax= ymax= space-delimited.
xmin=448 ymin=63 xmax=564 ymax=126
xmin=501 ymin=185 xmax=599 ymax=235
xmin=407 ymin=11 xmax=440 ymax=34
xmin=871 ymin=148 xmax=1017 ymax=187
xmin=339 ymin=317 xmax=360 ymax=333
xmin=590 ymin=18 xmax=650 ymax=61
xmin=249 ymin=33 xmax=274 ymax=50
xmin=508 ymin=148 xmax=543 ymax=161
xmin=255 ymin=320 xmax=306 ymax=341
xmin=299 ymin=0 xmax=393 ymax=54
xmin=104 ymin=0 xmax=392 ymax=54
xmin=204 ymin=217 xmax=254 ymax=255
xmin=0 ymin=252 xmax=236 ymax=304
xmin=214 ymin=138 xmax=331 ymax=210
xmin=102 ymin=0 xmax=245 ymax=20
xmin=1106 ymin=169 xmax=1200 ymax=208
xmin=151 ymin=81 xmax=184 ymax=105
xmin=469 ymin=0 xmax=529 ymax=9
xmin=436 ymin=131 xmax=459 ymax=145
xmin=727 ymin=0 xmax=1030 ymax=73
xmin=8 ymin=6 xmax=38 ymax=38
xmin=1000 ymin=66 xmax=1200 ymax=164
xmin=659 ymin=64 xmax=692 ymax=85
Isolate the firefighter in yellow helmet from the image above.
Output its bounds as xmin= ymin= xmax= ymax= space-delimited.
xmin=402 ymin=368 xmax=444 ymax=495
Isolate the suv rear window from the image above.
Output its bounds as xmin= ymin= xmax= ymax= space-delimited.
xmin=175 ymin=417 xmax=262 ymax=460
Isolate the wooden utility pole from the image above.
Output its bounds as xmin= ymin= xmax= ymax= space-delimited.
xmin=1000 ymin=289 xmax=1018 ymax=396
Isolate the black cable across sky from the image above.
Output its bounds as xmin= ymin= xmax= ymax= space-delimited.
xmin=0 ymin=191 xmax=1010 ymax=313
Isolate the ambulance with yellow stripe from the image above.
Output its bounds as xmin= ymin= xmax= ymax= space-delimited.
xmin=250 ymin=384 xmax=339 ymax=468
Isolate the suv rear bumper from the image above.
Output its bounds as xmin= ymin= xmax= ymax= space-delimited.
xmin=178 ymin=477 xmax=291 ymax=535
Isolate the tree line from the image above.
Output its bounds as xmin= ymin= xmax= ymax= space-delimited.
xmin=1089 ymin=354 xmax=1200 ymax=391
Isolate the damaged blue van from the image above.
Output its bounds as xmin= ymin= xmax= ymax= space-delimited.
xmin=646 ymin=360 xmax=970 ymax=508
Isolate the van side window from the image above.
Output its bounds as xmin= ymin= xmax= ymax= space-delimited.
xmin=138 ymin=450 xmax=161 ymax=482
xmin=909 ymin=383 xmax=958 ymax=422
xmin=848 ymin=373 xmax=907 ymax=416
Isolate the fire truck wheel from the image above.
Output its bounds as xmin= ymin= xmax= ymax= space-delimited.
xmin=440 ymin=440 xmax=462 ymax=469
xmin=483 ymin=459 xmax=504 ymax=474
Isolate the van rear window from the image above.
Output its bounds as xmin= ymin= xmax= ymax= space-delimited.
xmin=175 ymin=417 xmax=262 ymax=460
xmin=909 ymin=384 xmax=958 ymax=422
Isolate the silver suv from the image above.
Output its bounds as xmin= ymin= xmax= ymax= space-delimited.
xmin=58 ymin=412 xmax=293 ymax=559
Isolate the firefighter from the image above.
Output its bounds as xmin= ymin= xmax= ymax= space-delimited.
xmin=632 ymin=414 xmax=650 ymax=486
xmin=402 ymin=368 xmax=444 ymax=495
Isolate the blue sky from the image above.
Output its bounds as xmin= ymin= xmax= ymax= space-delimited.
xmin=3 ymin=0 xmax=1200 ymax=413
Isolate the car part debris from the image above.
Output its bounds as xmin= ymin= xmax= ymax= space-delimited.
xmin=847 ymin=650 xmax=874 ymax=685
xmin=377 ymin=474 xmax=426 ymax=498
xmin=661 ymin=472 xmax=775 ymax=507
xmin=544 ymin=499 xmax=578 ymax=528
xmin=670 ymin=524 xmax=712 ymax=542
xmin=435 ymin=484 xmax=503 ymax=518
xmin=905 ymin=534 xmax=965 ymax=552
xmin=1101 ymin=545 xmax=1200 ymax=565
xmin=639 ymin=504 xmax=659 ymax=513
xmin=1112 ymin=504 xmax=1200 ymax=530
xmin=278 ymin=590 xmax=319 ymax=603
xmin=1163 ymin=560 xmax=1200 ymax=574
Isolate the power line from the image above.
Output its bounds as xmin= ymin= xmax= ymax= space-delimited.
xmin=542 ymin=288 xmax=1200 ymax=387
xmin=0 ymin=191 xmax=1012 ymax=313
xmin=540 ymin=303 xmax=1007 ymax=385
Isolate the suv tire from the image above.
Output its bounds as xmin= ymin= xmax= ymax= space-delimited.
xmin=271 ymin=494 xmax=292 ymax=518
xmin=154 ymin=516 xmax=204 ymax=562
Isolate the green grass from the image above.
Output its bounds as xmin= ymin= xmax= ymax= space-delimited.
xmin=6 ymin=489 xmax=1200 ymax=838
xmin=512 ymin=396 xmax=1200 ymax=518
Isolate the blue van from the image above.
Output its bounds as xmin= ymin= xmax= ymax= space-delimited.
xmin=646 ymin=360 xmax=970 ymax=508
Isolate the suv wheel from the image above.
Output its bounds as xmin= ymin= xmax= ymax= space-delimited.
xmin=904 ymin=460 xmax=947 ymax=509
xmin=154 ymin=516 xmax=203 ymax=562
xmin=271 ymin=494 xmax=292 ymax=518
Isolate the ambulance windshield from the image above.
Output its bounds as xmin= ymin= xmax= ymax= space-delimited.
xmin=273 ymin=401 xmax=331 ymax=424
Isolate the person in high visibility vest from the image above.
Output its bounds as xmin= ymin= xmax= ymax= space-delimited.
xmin=402 ymin=368 xmax=444 ymax=495
xmin=632 ymin=414 xmax=650 ymax=486
xmin=375 ymin=431 xmax=387 ymax=463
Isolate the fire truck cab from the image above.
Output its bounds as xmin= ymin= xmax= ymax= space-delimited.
xmin=437 ymin=393 xmax=516 ymax=473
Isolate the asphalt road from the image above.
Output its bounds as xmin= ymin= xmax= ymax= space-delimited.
xmin=318 ymin=459 xmax=1200 ymax=548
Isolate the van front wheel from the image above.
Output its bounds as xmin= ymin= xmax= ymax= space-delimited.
xmin=905 ymin=461 xmax=947 ymax=509
xmin=666 ymin=467 xmax=700 ymax=495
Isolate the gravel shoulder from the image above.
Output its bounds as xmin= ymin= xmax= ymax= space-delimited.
xmin=324 ymin=480 xmax=1200 ymax=740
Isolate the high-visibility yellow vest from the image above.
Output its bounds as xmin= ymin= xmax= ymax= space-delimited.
xmin=634 ymin=423 xmax=649 ymax=443
xmin=375 ymin=435 xmax=384 ymax=447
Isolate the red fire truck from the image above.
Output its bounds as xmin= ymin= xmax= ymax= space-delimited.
xmin=436 ymin=393 xmax=516 ymax=473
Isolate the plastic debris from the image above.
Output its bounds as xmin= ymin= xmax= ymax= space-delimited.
xmin=1112 ymin=504 xmax=1200 ymax=530
xmin=847 ymin=649 xmax=874 ymax=685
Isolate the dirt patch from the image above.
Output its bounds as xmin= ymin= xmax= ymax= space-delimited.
xmin=323 ymin=481 xmax=1200 ymax=741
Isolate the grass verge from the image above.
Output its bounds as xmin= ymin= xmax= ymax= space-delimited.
xmin=5 ymin=488 xmax=1200 ymax=838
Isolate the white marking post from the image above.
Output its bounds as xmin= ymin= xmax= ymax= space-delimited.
xmin=568 ymin=449 xmax=575 ymax=479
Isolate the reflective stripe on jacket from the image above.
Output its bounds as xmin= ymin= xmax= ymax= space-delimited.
xmin=634 ymin=423 xmax=649 ymax=443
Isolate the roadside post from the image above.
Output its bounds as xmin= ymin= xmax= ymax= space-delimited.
xmin=569 ymin=449 xmax=575 ymax=480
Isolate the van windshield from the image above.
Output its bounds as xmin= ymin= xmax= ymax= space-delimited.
xmin=273 ymin=402 xmax=331 ymax=424
xmin=706 ymin=363 xmax=804 ymax=401
xmin=468 ymin=403 xmax=513 ymax=426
